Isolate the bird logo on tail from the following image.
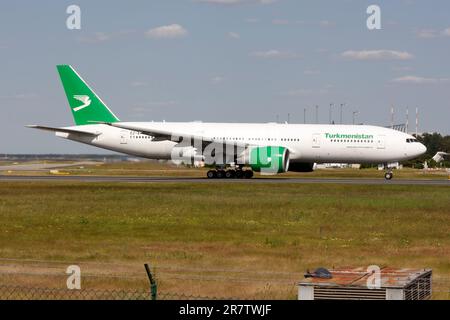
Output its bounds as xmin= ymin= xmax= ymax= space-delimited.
xmin=72 ymin=95 xmax=91 ymax=112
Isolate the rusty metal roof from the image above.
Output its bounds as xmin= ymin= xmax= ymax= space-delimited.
xmin=299 ymin=267 xmax=432 ymax=289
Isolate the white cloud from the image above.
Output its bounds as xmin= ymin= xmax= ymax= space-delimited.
xmin=391 ymin=75 xmax=449 ymax=84
xmin=250 ymin=50 xmax=301 ymax=59
xmin=416 ymin=29 xmax=439 ymax=39
xmin=341 ymin=50 xmax=414 ymax=61
xmin=145 ymin=24 xmax=188 ymax=39
xmin=415 ymin=27 xmax=450 ymax=38
xmin=227 ymin=32 xmax=240 ymax=39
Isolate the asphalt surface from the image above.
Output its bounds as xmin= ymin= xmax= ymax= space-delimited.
xmin=0 ymin=175 xmax=449 ymax=186
xmin=0 ymin=162 xmax=98 ymax=171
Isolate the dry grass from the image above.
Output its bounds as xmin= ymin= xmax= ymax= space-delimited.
xmin=0 ymin=181 xmax=449 ymax=299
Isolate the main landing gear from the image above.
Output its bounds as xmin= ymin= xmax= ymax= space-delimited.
xmin=206 ymin=169 xmax=254 ymax=179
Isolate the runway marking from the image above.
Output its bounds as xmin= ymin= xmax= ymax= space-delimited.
xmin=0 ymin=175 xmax=449 ymax=186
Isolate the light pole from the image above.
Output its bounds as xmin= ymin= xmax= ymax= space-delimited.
xmin=340 ymin=103 xmax=344 ymax=124
xmin=329 ymin=103 xmax=334 ymax=124
xmin=406 ymin=107 xmax=409 ymax=133
xmin=303 ymin=107 xmax=306 ymax=124
xmin=415 ymin=107 xmax=419 ymax=136
xmin=352 ymin=111 xmax=359 ymax=125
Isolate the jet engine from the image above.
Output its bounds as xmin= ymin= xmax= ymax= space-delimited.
xmin=238 ymin=146 xmax=290 ymax=174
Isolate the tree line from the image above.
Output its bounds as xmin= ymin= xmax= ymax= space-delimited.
xmin=410 ymin=132 xmax=450 ymax=168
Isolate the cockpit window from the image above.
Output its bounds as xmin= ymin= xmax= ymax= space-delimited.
xmin=406 ymin=138 xmax=419 ymax=143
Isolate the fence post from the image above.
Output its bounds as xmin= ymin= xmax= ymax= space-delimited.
xmin=144 ymin=263 xmax=157 ymax=300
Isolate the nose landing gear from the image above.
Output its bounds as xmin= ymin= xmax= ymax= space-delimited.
xmin=384 ymin=171 xmax=393 ymax=180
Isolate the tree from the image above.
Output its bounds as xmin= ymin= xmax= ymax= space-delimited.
xmin=411 ymin=133 xmax=450 ymax=168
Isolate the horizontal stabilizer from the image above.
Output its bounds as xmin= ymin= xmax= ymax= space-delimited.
xmin=26 ymin=125 xmax=100 ymax=136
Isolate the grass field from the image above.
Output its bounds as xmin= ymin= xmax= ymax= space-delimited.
xmin=0 ymin=180 xmax=449 ymax=299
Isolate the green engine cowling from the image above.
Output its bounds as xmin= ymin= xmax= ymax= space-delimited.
xmin=248 ymin=146 xmax=290 ymax=174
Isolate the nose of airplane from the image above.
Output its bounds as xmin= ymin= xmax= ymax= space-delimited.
xmin=418 ymin=143 xmax=427 ymax=156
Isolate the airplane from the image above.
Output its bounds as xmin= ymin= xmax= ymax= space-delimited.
xmin=27 ymin=65 xmax=427 ymax=180
xmin=432 ymin=152 xmax=450 ymax=163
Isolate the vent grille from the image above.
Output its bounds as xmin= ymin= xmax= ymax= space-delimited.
xmin=314 ymin=287 xmax=386 ymax=300
xmin=404 ymin=273 xmax=432 ymax=300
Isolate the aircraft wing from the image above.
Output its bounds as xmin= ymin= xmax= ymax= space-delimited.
xmin=26 ymin=125 xmax=100 ymax=137
xmin=432 ymin=152 xmax=450 ymax=163
xmin=105 ymin=122 xmax=249 ymax=150
xmin=107 ymin=122 xmax=213 ymax=143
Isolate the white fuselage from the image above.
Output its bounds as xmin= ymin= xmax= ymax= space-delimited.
xmin=56 ymin=122 xmax=426 ymax=165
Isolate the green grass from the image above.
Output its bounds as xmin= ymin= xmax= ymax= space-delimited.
xmin=0 ymin=181 xmax=449 ymax=299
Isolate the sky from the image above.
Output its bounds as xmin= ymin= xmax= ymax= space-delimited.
xmin=0 ymin=0 xmax=449 ymax=153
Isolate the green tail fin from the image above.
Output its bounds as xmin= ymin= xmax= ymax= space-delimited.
xmin=57 ymin=65 xmax=120 ymax=125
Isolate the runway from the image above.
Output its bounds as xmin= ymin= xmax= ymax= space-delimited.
xmin=0 ymin=162 xmax=98 ymax=172
xmin=0 ymin=175 xmax=449 ymax=186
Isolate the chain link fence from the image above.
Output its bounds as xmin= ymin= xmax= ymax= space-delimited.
xmin=0 ymin=259 xmax=448 ymax=300
xmin=0 ymin=285 xmax=151 ymax=300
xmin=0 ymin=285 xmax=239 ymax=300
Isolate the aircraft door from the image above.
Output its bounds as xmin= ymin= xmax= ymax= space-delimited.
xmin=377 ymin=135 xmax=385 ymax=149
xmin=312 ymin=133 xmax=321 ymax=148
xmin=120 ymin=130 xmax=128 ymax=144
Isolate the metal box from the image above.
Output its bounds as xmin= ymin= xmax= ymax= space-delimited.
xmin=298 ymin=267 xmax=432 ymax=300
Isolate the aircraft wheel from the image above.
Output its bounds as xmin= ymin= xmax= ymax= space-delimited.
xmin=244 ymin=170 xmax=254 ymax=179
xmin=235 ymin=170 xmax=244 ymax=179
xmin=216 ymin=170 xmax=225 ymax=179
xmin=384 ymin=172 xmax=393 ymax=180
xmin=225 ymin=170 xmax=235 ymax=179
xmin=207 ymin=170 xmax=217 ymax=179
